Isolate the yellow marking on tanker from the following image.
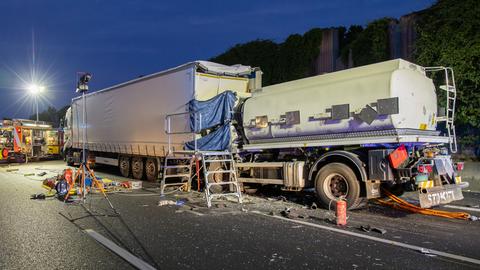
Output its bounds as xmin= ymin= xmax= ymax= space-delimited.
xmin=419 ymin=180 xmax=434 ymax=189
xmin=419 ymin=123 xmax=427 ymax=130
xmin=455 ymin=176 xmax=462 ymax=184
xmin=197 ymin=73 xmax=248 ymax=81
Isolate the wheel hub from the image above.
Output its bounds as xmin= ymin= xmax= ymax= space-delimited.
xmin=324 ymin=173 xmax=349 ymax=199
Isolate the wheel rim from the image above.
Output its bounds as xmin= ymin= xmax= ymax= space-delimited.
xmin=132 ymin=158 xmax=143 ymax=178
xmin=120 ymin=157 xmax=130 ymax=176
xmin=323 ymin=173 xmax=349 ymax=200
xmin=146 ymin=159 xmax=157 ymax=179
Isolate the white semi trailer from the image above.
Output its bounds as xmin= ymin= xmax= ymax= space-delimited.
xmin=65 ymin=59 xmax=467 ymax=209
xmin=64 ymin=61 xmax=260 ymax=181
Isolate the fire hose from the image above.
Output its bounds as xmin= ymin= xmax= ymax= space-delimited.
xmin=376 ymin=189 xmax=471 ymax=220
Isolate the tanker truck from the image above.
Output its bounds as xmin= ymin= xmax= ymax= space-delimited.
xmin=64 ymin=59 xmax=467 ymax=209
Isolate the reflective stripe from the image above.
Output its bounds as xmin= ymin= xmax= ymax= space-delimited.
xmin=419 ymin=180 xmax=434 ymax=189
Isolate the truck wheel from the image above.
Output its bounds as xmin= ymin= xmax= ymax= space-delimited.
xmin=119 ymin=156 xmax=131 ymax=178
xmin=132 ymin=157 xmax=144 ymax=180
xmin=145 ymin=158 xmax=158 ymax=182
xmin=315 ymin=163 xmax=361 ymax=210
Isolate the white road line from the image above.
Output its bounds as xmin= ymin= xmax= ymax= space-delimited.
xmin=444 ymin=205 xmax=480 ymax=213
xmin=84 ymin=229 xmax=157 ymax=270
xmin=250 ymin=211 xmax=480 ymax=266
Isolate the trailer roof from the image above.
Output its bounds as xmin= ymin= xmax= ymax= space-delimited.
xmin=72 ymin=61 xmax=253 ymax=101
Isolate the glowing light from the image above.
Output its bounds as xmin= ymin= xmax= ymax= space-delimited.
xmin=27 ymin=84 xmax=45 ymax=95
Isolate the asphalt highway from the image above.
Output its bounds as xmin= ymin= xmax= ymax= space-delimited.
xmin=0 ymin=161 xmax=479 ymax=270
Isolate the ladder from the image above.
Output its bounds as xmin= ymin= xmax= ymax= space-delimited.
xmin=425 ymin=67 xmax=458 ymax=153
xmin=160 ymin=151 xmax=194 ymax=195
xmin=200 ymin=151 xmax=242 ymax=208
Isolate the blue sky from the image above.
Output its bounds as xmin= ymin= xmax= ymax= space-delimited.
xmin=0 ymin=0 xmax=435 ymax=118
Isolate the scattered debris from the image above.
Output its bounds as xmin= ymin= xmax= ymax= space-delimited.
xmin=280 ymin=208 xmax=306 ymax=219
xmin=359 ymin=225 xmax=387 ymax=234
xmin=158 ymin=200 xmax=177 ymax=206
xmin=158 ymin=199 xmax=186 ymax=207
xmin=23 ymin=173 xmax=35 ymax=176
xmin=30 ymin=193 xmax=46 ymax=200
xmin=419 ymin=248 xmax=437 ymax=257
xmin=6 ymin=168 xmax=19 ymax=172
xmin=215 ymin=203 xmax=227 ymax=208
xmin=311 ymin=202 xmax=318 ymax=210
xmin=37 ymin=172 xmax=47 ymax=177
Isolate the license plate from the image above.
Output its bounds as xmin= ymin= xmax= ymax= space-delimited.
xmin=418 ymin=185 xmax=464 ymax=208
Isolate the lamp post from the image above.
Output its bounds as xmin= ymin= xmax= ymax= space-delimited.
xmin=27 ymin=84 xmax=45 ymax=122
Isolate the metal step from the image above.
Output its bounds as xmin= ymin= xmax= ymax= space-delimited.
xmin=203 ymin=159 xmax=234 ymax=163
xmin=205 ymin=170 xmax=235 ymax=175
xmin=161 ymin=165 xmax=190 ymax=169
xmin=208 ymin=193 xmax=241 ymax=198
xmin=163 ymin=174 xmax=191 ymax=178
xmin=207 ymin=181 xmax=239 ymax=186
xmin=165 ymin=156 xmax=192 ymax=160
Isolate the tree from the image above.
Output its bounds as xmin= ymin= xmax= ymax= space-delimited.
xmin=415 ymin=0 xmax=480 ymax=147
xmin=347 ymin=18 xmax=392 ymax=67
xmin=211 ymin=40 xmax=279 ymax=86
xmin=29 ymin=105 xmax=70 ymax=127
xmin=211 ymin=29 xmax=322 ymax=86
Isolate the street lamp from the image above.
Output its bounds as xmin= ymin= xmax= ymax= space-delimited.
xmin=27 ymin=84 xmax=45 ymax=122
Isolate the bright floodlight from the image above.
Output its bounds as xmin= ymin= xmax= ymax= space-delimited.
xmin=27 ymin=84 xmax=45 ymax=95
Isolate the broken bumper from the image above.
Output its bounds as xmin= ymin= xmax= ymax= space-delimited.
xmin=418 ymin=183 xmax=469 ymax=208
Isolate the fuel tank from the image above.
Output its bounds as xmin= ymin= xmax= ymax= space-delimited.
xmin=242 ymin=59 xmax=438 ymax=144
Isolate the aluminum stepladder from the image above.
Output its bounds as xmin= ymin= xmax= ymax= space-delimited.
xmin=200 ymin=151 xmax=242 ymax=208
xmin=160 ymin=150 xmax=194 ymax=195
xmin=425 ymin=66 xmax=458 ymax=153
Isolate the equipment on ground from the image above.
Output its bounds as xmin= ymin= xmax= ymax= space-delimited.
xmin=64 ymin=72 xmax=118 ymax=214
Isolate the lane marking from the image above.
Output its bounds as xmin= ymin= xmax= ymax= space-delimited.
xmin=444 ymin=205 xmax=480 ymax=213
xmin=84 ymin=229 xmax=156 ymax=270
xmin=250 ymin=211 xmax=480 ymax=266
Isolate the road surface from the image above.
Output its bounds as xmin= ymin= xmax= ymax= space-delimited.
xmin=0 ymin=161 xmax=479 ymax=269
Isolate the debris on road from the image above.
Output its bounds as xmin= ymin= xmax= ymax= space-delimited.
xmin=359 ymin=225 xmax=387 ymax=235
xmin=280 ymin=208 xmax=307 ymax=219
xmin=30 ymin=193 xmax=46 ymax=200
xmin=158 ymin=199 xmax=186 ymax=207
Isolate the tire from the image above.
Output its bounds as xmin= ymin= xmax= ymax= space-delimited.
xmin=119 ymin=156 xmax=131 ymax=178
xmin=131 ymin=156 xmax=144 ymax=180
xmin=145 ymin=158 xmax=158 ymax=182
xmin=315 ymin=162 xmax=362 ymax=210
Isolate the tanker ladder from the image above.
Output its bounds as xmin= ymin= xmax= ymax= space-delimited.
xmin=160 ymin=151 xmax=194 ymax=196
xmin=425 ymin=66 xmax=458 ymax=153
xmin=200 ymin=151 xmax=243 ymax=208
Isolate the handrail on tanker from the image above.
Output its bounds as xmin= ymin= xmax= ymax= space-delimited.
xmin=424 ymin=66 xmax=457 ymax=153
xmin=164 ymin=111 xmax=202 ymax=154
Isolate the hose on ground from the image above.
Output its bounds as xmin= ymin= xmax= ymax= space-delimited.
xmin=376 ymin=189 xmax=470 ymax=220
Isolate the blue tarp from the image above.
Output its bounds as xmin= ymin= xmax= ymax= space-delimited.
xmin=185 ymin=124 xmax=231 ymax=151
xmin=189 ymin=91 xmax=237 ymax=132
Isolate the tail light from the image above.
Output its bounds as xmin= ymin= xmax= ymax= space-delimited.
xmin=455 ymin=162 xmax=464 ymax=171
xmin=417 ymin=164 xmax=433 ymax=173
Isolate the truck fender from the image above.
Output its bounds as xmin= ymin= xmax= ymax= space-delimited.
xmin=308 ymin=150 xmax=367 ymax=182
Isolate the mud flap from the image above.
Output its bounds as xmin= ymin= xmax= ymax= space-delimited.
xmin=366 ymin=180 xmax=381 ymax=199
xmin=418 ymin=184 xmax=464 ymax=208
